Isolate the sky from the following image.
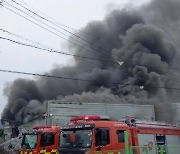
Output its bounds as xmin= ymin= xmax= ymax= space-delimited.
xmin=0 ymin=0 xmax=150 ymax=117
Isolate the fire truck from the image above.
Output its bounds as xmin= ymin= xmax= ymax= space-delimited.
xmin=59 ymin=115 xmax=180 ymax=154
xmin=19 ymin=126 xmax=60 ymax=154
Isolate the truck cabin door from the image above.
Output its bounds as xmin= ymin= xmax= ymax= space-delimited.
xmin=95 ymin=128 xmax=110 ymax=151
xmin=40 ymin=133 xmax=55 ymax=150
xmin=116 ymin=130 xmax=126 ymax=153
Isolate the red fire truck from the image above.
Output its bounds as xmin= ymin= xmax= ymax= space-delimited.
xmin=19 ymin=126 xmax=60 ymax=154
xmin=59 ymin=115 xmax=180 ymax=154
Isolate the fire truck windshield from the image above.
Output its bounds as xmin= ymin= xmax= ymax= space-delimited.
xmin=60 ymin=129 xmax=92 ymax=149
xmin=21 ymin=134 xmax=38 ymax=149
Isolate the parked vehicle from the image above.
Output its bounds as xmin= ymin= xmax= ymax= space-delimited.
xmin=19 ymin=126 xmax=60 ymax=154
xmin=59 ymin=115 xmax=180 ymax=154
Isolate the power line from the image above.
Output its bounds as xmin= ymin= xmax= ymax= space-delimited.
xmin=0 ymin=35 xmax=118 ymax=64
xmin=10 ymin=0 xmax=94 ymax=42
xmin=1 ymin=68 xmax=180 ymax=90
xmin=2 ymin=1 xmax=180 ymax=119
xmin=12 ymin=0 xmax=112 ymax=54
xmin=2 ymin=0 xmax=114 ymax=60
xmin=2 ymin=4 xmax=109 ymax=60
xmin=0 ymin=68 xmax=97 ymax=82
xmin=2 ymin=28 xmax=180 ymax=74
xmin=0 ymin=68 xmax=122 ymax=85
xmin=1 ymin=3 xmax=120 ymax=67
xmin=0 ymin=28 xmax=119 ymax=68
xmin=2 ymin=2 xmax=180 ymax=87
xmin=17 ymin=0 xmax=93 ymax=39
xmin=3 ymin=1 xmax=179 ymax=72
xmin=2 ymin=28 xmax=180 ymax=72
xmin=1 ymin=3 xmax=99 ymax=58
xmin=0 ymin=30 xmax=101 ymax=68
xmin=0 ymin=28 xmax=52 ymax=49
xmin=4 ymin=0 xmax=90 ymax=47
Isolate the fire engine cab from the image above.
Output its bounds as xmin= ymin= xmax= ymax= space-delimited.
xmin=59 ymin=115 xmax=180 ymax=154
xmin=19 ymin=126 xmax=60 ymax=154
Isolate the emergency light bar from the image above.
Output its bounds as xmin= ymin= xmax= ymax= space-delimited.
xmin=70 ymin=115 xmax=110 ymax=121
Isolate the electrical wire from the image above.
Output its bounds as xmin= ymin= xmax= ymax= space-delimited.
xmin=2 ymin=28 xmax=180 ymax=72
xmin=0 ymin=27 xmax=117 ymax=67
xmin=11 ymin=0 xmax=112 ymax=54
xmin=1 ymin=0 xmax=180 ymax=121
xmin=17 ymin=0 xmax=94 ymax=39
xmin=1 ymin=68 xmax=180 ymax=90
xmin=0 ymin=28 xmax=52 ymax=49
xmin=1 ymin=66 xmax=180 ymax=118
xmin=2 ymin=1 xmax=180 ymax=71
xmin=0 ymin=68 xmax=123 ymax=85
xmin=2 ymin=0 xmax=114 ymax=60
xmin=0 ymin=35 xmax=118 ymax=64
xmin=2 ymin=4 xmax=109 ymax=60
xmin=1 ymin=2 xmax=180 ymax=86
xmin=2 ymin=28 xmax=180 ymax=73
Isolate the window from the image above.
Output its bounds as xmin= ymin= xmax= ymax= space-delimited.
xmin=21 ymin=134 xmax=38 ymax=149
xmin=40 ymin=133 xmax=55 ymax=147
xmin=156 ymin=135 xmax=166 ymax=145
xmin=95 ymin=128 xmax=110 ymax=146
xmin=156 ymin=135 xmax=167 ymax=154
xmin=60 ymin=129 xmax=92 ymax=148
xmin=117 ymin=130 xmax=125 ymax=142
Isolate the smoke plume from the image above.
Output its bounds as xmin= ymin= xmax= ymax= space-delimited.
xmin=2 ymin=0 xmax=180 ymax=124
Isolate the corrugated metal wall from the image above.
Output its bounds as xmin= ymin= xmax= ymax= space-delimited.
xmin=46 ymin=101 xmax=155 ymax=125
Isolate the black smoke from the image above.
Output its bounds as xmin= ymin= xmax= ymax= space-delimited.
xmin=2 ymin=0 xmax=180 ymax=124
